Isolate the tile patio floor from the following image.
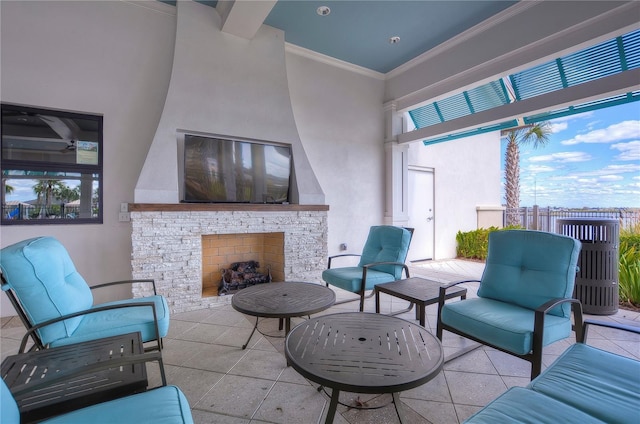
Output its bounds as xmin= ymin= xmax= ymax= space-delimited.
xmin=1 ymin=259 xmax=639 ymax=423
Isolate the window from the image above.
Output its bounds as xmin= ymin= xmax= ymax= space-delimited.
xmin=1 ymin=104 xmax=103 ymax=225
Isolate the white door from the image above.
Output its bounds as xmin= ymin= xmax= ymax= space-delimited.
xmin=407 ymin=168 xmax=434 ymax=262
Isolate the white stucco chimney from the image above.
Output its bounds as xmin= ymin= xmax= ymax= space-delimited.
xmin=135 ymin=0 xmax=324 ymax=205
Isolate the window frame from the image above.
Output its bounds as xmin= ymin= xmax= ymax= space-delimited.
xmin=1 ymin=103 xmax=104 ymax=225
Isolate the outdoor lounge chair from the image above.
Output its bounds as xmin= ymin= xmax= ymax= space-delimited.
xmin=322 ymin=225 xmax=412 ymax=311
xmin=436 ymin=229 xmax=584 ymax=379
xmin=0 ymin=236 xmax=169 ymax=352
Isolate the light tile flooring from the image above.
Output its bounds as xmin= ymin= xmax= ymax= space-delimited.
xmin=1 ymin=259 xmax=639 ymax=424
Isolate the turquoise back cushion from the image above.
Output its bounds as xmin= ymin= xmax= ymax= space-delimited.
xmin=477 ymin=230 xmax=581 ymax=317
xmin=358 ymin=226 xmax=412 ymax=278
xmin=0 ymin=237 xmax=93 ymax=344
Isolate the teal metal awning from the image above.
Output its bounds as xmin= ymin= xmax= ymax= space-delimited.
xmin=408 ymin=80 xmax=511 ymax=132
xmin=409 ymin=29 xmax=640 ymax=146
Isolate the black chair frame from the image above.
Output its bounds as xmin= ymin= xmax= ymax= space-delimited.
xmin=436 ymin=279 xmax=585 ymax=379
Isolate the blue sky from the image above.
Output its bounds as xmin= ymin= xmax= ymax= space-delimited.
xmin=502 ymin=101 xmax=640 ymax=208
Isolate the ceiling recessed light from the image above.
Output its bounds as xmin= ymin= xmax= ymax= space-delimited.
xmin=316 ymin=6 xmax=331 ymax=16
xmin=389 ymin=36 xmax=401 ymax=44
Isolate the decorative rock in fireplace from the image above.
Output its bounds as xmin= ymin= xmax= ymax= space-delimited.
xmin=129 ymin=203 xmax=328 ymax=313
xmin=219 ymin=260 xmax=272 ymax=295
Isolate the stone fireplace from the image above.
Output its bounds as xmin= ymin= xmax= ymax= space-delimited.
xmin=129 ymin=203 xmax=328 ymax=313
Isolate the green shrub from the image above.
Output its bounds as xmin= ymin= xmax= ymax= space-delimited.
xmin=455 ymin=226 xmax=520 ymax=260
xmin=619 ymin=224 xmax=640 ymax=306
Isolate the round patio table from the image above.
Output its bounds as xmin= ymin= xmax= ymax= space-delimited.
xmin=285 ymin=312 xmax=444 ymax=424
xmin=232 ymin=281 xmax=336 ymax=349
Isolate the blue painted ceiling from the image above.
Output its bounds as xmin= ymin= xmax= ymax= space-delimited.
xmin=163 ymin=1 xmax=517 ymax=73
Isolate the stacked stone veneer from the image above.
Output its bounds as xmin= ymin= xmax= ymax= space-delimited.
xmin=130 ymin=210 xmax=328 ymax=313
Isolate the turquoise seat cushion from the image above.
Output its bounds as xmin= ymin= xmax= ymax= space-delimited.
xmin=358 ymin=226 xmax=412 ymax=278
xmin=1 ymin=381 xmax=20 ymax=424
xmin=322 ymin=267 xmax=398 ymax=293
xmin=49 ymin=295 xmax=170 ymax=347
xmin=441 ymin=298 xmax=571 ymax=355
xmin=477 ymin=230 xmax=580 ymax=318
xmin=528 ymin=343 xmax=640 ymax=423
xmin=40 ymin=385 xmax=193 ymax=424
xmin=0 ymin=237 xmax=93 ymax=344
xmin=463 ymin=387 xmax=604 ymax=424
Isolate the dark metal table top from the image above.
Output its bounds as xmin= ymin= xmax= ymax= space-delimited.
xmin=2 ymin=332 xmax=147 ymax=423
xmin=231 ymin=281 xmax=336 ymax=319
xmin=375 ymin=277 xmax=467 ymax=302
xmin=285 ymin=312 xmax=444 ymax=394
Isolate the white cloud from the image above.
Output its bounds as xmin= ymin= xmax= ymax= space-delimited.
xmin=576 ymin=178 xmax=598 ymax=184
xmin=611 ymin=140 xmax=640 ymax=161
xmin=576 ymin=163 xmax=640 ymax=177
xmin=526 ymin=164 xmax=555 ymax=173
xmin=560 ymin=120 xmax=640 ymax=145
xmin=598 ymin=175 xmax=624 ymax=182
xmin=549 ymin=174 xmax=579 ymax=181
xmin=529 ymin=151 xmax=591 ymax=163
xmin=549 ymin=122 xmax=568 ymax=133
xmin=550 ymin=111 xmax=594 ymax=125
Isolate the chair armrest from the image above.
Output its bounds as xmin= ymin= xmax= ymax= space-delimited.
xmin=583 ymin=318 xmax=640 ymax=342
xmin=440 ymin=279 xmax=480 ymax=290
xmin=91 ymin=279 xmax=157 ymax=295
xmin=362 ymin=261 xmax=410 ymax=278
xmin=437 ymin=279 xmax=479 ymax=306
xmin=327 ymin=253 xmax=361 ymax=269
xmin=435 ymin=280 xmax=480 ymax=340
xmin=9 ymin=351 xmax=164 ymax=397
xmin=533 ymin=297 xmax=584 ymax=350
xmin=19 ymin=301 xmax=160 ymax=353
xmin=360 ymin=262 xmax=410 ymax=295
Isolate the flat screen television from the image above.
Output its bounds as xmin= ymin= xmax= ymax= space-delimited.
xmin=183 ymin=134 xmax=292 ymax=203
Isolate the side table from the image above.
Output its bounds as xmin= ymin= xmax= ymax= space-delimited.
xmin=2 ymin=332 xmax=148 ymax=423
xmin=375 ymin=277 xmax=467 ymax=326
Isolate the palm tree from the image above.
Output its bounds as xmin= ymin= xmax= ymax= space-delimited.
xmin=3 ymin=182 xmax=14 ymax=195
xmin=503 ymin=122 xmax=552 ymax=226
xmin=33 ymin=179 xmax=64 ymax=217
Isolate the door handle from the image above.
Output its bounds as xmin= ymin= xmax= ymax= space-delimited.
xmin=426 ymin=216 xmax=433 ymax=222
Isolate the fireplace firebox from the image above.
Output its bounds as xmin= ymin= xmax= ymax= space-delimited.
xmin=202 ymin=232 xmax=284 ymax=297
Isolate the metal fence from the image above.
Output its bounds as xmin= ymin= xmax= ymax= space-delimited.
xmin=504 ymin=206 xmax=639 ymax=233
xmin=2 ymin=204 xmax=85 ymax=220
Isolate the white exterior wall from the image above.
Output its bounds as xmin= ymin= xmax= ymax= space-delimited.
xmin=407 ymin=133 xmax=503 ymax=259
xmin=285 ymin=54 xmax=387 ymax=256
xmin=0 ymin=1 xmax=177 ymax=315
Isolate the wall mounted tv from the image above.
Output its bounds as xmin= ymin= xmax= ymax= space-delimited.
xmin=183 ymin=134 xmax=292 ymax=203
